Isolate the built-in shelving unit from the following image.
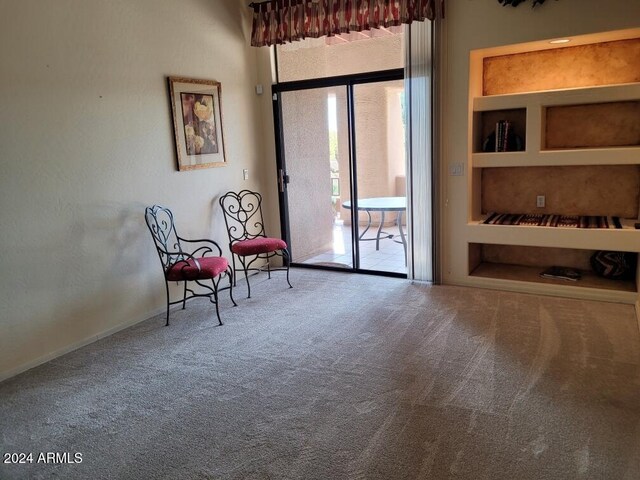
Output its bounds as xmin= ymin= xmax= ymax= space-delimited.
xmin=472 ymin=83 xmax=640 ymax=169
xmin=465 ymin=29 xmax=640 ymax=305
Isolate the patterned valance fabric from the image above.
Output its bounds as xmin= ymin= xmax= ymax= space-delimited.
xmin=250 ymin=0 xmax=436 ymax=47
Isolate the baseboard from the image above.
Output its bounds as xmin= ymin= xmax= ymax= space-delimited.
xmin=0 ymin=305 xmax=166 ymax=383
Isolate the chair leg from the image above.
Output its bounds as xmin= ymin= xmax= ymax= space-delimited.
xmin=182 ymin=282 xmax=187 ymax=310
xmin=212 ymin=277 xmax=222 ymax=326
xmin=239 ymin=256 xmax=251 ymax=298
xmin=282 ymin=249 xmax=293 ymax=289
xmin=231 ymin=255 xmax=237 ymax=287
xmin=267 ymin=258 xmax=271 ymax=279
xmin=227 ymin=267 xmax=238 ymax=307
xmin=164 ymin=280 xmax=171 ymax=326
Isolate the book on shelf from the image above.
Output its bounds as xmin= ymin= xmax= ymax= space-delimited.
xmin=502 ymin=121 xmax=510 ymax=152
xmin=540 ymin=266 xmax=582 ymax=281
xmin=494 ymin=120 xmax=511 ymax=152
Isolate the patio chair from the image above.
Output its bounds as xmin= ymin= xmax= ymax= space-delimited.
xmin=145 ymin=205 xmax=236 ymax=326
xmin=219 ymin=190 xmax=292 ymax=298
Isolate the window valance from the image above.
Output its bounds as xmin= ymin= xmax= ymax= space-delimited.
xmin=250 ymin=0 xmax=437 ymax=47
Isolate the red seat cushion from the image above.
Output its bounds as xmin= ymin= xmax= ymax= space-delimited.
xmin=166 ymin=256 xmax=228 ymax=281
xmin=231 ymin=237 xmax=287 ymax=256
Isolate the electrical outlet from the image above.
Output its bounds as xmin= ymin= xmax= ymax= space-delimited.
xmin=243 ymin=169 xmax=249 ymax=180
xmin=536 ymin=195 xmax=545 ymax=208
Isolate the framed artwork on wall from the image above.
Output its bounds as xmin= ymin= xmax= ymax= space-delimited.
xmin=168 ymin=76 xmax=227 ymax=171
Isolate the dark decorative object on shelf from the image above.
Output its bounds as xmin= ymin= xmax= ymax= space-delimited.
xmin=482 ymin=131 xmax=525 ymax=152
xmin=591 ymin=251 xmax=637 ymax=280
xmin=497 ymin=0 xmax=553 ymax=7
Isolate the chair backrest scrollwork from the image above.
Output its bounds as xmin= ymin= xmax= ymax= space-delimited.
xmin=219 ymin=190 xmax=267 ymax=245
xmin=144 ymin=205 xmax=185 ymax=272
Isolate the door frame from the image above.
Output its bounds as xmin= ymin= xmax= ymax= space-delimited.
xmin=272 ymin=68 xmax=406 ymax=278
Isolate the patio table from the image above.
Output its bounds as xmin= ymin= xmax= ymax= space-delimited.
xmin=342 ymin=197 xmax=407 ymax=258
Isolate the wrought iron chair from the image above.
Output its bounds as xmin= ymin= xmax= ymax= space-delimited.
xmin=145 ymin=205 xmax=236 ymax=326
xmin=219 ymin=190 xmax=292 ymax=298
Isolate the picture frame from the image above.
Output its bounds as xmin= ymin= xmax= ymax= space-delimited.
xmin=168 ymin=76 xmax=227 ymax=171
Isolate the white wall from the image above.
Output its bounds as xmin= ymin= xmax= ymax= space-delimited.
xmin=0 ymin=0 xmax=266 ymax=380
xmin=440 ymin=0 xmax=640 ymax=286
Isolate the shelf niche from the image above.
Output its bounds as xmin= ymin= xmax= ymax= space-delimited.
xmin=481 ymin=165 xmax=640 ymax=218
xmin=468 ymin=243 xmax=637 ymax=294
xmin=474 ymin=109 xmax=526 ymax=153
xmin=483 ymin=37 xmax=640 ymax=96
xmin=545 ymin=100 xmax=640 ymax=150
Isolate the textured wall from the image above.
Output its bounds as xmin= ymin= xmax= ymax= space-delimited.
xmin=483 ymin=38 xmax=640 ymax=96
xmin=0 ymin=0 xmax=265 ymax=379
xmin=481 ymin=165 xmax=640 ymax=217
xmin=546 ymin=101 xmax=640 ymax=149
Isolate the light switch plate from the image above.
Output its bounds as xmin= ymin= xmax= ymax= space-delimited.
xmin=243 ymin=169 xmax=249 ymax=180
xmin=536 ymin=195 xmax=545 ymax=208
xmin=449 ymin=162 xmax=464 ymax=176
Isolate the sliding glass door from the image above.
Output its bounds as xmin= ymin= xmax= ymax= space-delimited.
xmin=274 ymin=70 xmax=407 ymax=276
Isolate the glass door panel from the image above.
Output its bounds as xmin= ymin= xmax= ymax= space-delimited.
xmin=280 ymin=87 xmax=353 ymax=269
xmin=353 ymin=80 xmax=407 ymax=274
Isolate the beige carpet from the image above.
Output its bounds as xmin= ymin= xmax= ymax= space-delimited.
xmin=1 ymin=269 xmax=639 ymax=479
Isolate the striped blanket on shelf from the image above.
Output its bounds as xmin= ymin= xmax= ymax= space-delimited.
xmin=483 ymin=212 xmax=622 ymax=229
